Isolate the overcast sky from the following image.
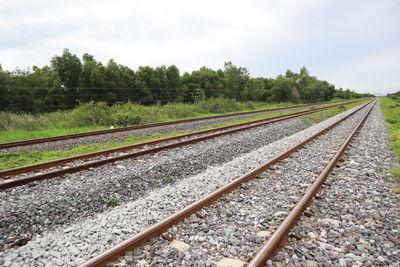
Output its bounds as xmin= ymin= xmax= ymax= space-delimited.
xmin=0 ymin=0 xmax=399 ymax=95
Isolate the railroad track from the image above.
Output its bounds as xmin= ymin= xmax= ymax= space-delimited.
xmin=0 ymin=100 xmax=353 ymax=150
xmin=0 ymin=101 xmax=359 ymax=190
xmin=77 ymin=100 xmax=375 ymax=267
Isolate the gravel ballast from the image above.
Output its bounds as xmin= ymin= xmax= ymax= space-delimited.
xmin=266 ymin=103 xmax=399 ymax=266
xmin=109 ymin=102 xmax=376 ymax=266
xmin=0 ymin=115 xmax=310 ymax=252
xmin=0 ymin=103 xmax=373 ymax=267
xmin=0 ymin=104 xmax=321 ymax=154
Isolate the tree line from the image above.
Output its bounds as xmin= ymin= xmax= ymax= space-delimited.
xmin=0 ymin=49 xmax=372 ymax=112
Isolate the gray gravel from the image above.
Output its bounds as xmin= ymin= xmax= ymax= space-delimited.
xmin=0 ymin=114 xmax=309 ymax=252
xmin=267 ymin=103 xmax=399 ymax=266
xmin=109 ymin=102 xmax=374 ymax=266
xmin=0 ymin=102 xmax=367 ymax=267
xmin=0 ymin=103 xmax=333 ymax=154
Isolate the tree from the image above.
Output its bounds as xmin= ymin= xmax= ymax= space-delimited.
xmin=154 ymin=65 xmax=170 ymax=102
xmin=285 ymin=69 xmax=299 ymax=80
xmin=270 ymin=75 xmax=297 ymax=102
xmin=224 ymin=61 xmax=249 ymax=100
xmin=79 ymin=53 xmax=107 ymax=102
xmin=166 ymin=65 xmax=181 ymax=101
xmin=0 ymin=64 xmax=10 ymax=110
xmin=50 ymin=49 xmax=82 ymax=89
xmin=50 ymin=49 xmax=82 ymax=106
xmin=27 ymin=66 xmax=65 ymax=111
xmin=80 ymin=53 xmax=106 ymax=88
xmin=240 ymin=78 xmax=265 ymax=101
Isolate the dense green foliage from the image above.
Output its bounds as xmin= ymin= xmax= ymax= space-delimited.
xmin=0 ymin=49 xmax=370 ymax=112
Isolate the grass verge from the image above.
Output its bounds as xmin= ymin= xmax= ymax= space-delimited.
xmin=0 ymin=101 xmax=362 ymax=171
xmin=379 ymin=97 xmax=400 ymax=193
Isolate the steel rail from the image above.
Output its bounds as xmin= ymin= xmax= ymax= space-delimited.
xmin=0 ymin=102 xmax=358 ymax=190
xmin=247 ymin=101 xmax=376 ymax=266
xmin=0 ymin=101 xmax=354 ymax=179
xmin=78 ymin=101 xmax=373 ymax=267
xmin=0 ymin=100 xmax=353 ymax=149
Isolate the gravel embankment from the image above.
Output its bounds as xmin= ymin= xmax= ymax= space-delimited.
xmin=0 ymin=115 xmax=309 ymax=252
xmin=0 ymin=103 xmax=330 ymax=154
xmin=267 ymin=103 xmax=399 ymax=266
xmin=0 ymin=102 xmax=369 ymax=267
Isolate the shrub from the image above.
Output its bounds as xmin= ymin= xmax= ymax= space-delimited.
xmin=138 ymin=105 xmax=164 ymax=124
xmin=162 ymin=103 xmax=198 ymax=119
xmin=110 ymin=102 xmax=143 ymax=126
xmin=70 ymin=101 xmax=112 ymax=126
xmin=195 ymin=98 xmax=246 ymax=114
xmin=242 ymin=101 xmax=257 ymax=110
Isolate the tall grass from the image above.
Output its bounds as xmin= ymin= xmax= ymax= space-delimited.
xmin=0 ymin=98 xmax=271 ymax=132
xmin=0 ymin=98 xmax=316 ymax=143
xmin=0 ymin=111 xmax=69 ymax=131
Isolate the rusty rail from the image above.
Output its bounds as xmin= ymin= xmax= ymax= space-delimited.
xmin=247 ymin=101 xmax=376 ymax=266
xmin=78 ymin=101 xmax=372 ymax=267
xmin=0 ymin=101 xmax=359 ymax=190
xmin=0 ymin=100 xmax=354 ymax=149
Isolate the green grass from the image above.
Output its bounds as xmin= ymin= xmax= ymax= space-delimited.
xmin=0 ymin=125 xmax=108 ymax=144
xmin=379 ymin=97 xmax=400 ymax=189
xmin=0 ymin=100 xmax=360 ymax=171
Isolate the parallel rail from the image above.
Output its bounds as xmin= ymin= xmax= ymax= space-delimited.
xmin=248 ymin=100 xmax=375 ymax=266
xmin=0 ymin=101 xmax=359 ymax=190
xmin=0 ymin=101 xmax=352 ymax=149
xmin=78 ymin=101 xmax=373 ymax=267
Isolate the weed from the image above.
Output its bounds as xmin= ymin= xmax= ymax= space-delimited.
xmin=106 ymin=197 xmax=119 ymax=207
xmin=164 ymin=177 xmax=174 ymax=183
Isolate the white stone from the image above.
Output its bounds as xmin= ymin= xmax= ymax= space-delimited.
xmin=216 ymin=257 xmax=246 ymax=267
xmin=169 ymin=240 xmax=190 ymax=252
